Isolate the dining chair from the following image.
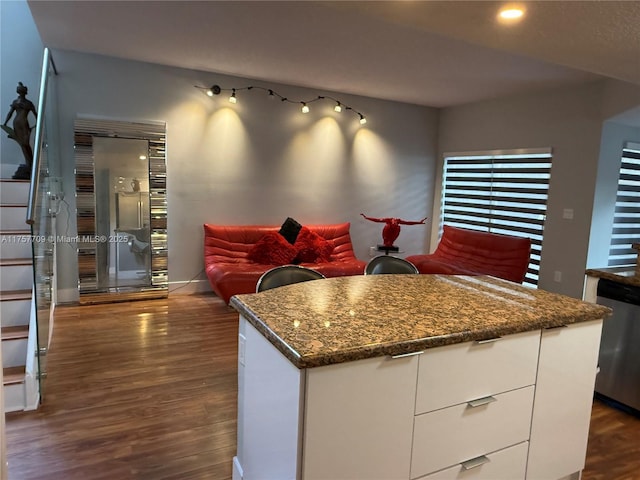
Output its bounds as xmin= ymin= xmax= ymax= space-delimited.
xmin=256 ymin=265 xmax=326 ymax=292
xmin=364 ymin=255 xmax=419 ymax=275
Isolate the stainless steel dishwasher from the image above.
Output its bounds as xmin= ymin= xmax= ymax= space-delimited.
xmin=595 ymin=278 xmax=640 ymax=414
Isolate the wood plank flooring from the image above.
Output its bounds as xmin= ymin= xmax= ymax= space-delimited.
xmin=583 ymin=398 xmax=640 ymax=480
xmin=5 ymin=294 xmax=238 ymax=480
xmin=5 ymin=293 xmax=640 ymax=479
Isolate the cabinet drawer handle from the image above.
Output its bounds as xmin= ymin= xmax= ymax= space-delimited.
xmin=474 ymin=337 xmax=501 ymax=344
xmin=390 ymin=350 xmax=424 ymax=359
xmin=467 ymin=396 xmax=497 ymax=408
xmin=461 ymin=455 xmax=490 ymax=470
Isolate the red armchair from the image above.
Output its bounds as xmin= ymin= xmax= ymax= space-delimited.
xmin=406 ymin=225 xmax=531 ymax=283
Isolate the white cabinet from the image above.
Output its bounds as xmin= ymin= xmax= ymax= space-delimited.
xmin=303 ymin=354 xmax=419 ymax=480
xmin=235 ymin=316 xmax=304 ymax=480
xmin=235 ymin=318 xmax=419 ymax=480
xmin=411 ymin=330 xmax=539 ymax=479
xmin=526 ymin=320 xmax=603 ymax=480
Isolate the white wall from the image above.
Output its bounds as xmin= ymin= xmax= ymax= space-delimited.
xmin=587 ymin=121 xmax=640 ymax=268
xmin=437 ymin=80 xmax=640 ymax=299
xmin=52 ymin=51 xmax=438 ymax=302
xmin=0 ymin=0 xmax=43 ymax=176
xmin=585 ymin=83 xmax=640 ymax=269
xmin=602 ymin=80 xmax=640 ymax=120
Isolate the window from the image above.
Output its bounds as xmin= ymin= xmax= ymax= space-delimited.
xmin=608 ymin=142 xmax=640 ymax=267
xmin=440 ymin=148 xmax=552 ymax=287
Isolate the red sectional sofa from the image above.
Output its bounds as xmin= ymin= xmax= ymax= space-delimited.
xmin=204 ymin=222 xmax=366 ymax=303
xmin=406 ymin=225 xmax=531 ymax=284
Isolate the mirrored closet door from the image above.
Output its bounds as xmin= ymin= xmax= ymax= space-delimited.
xmin=74 ymin=118 xmax=167 ymax=303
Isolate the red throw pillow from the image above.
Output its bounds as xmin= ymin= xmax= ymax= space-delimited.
xmin=247 ymin=232 xmax=298 ymax=265
xmin=294 ymin=227 xmax=334 ymax=263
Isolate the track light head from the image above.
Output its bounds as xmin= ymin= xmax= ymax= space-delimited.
xmin=207 ymin=85 xmax=222 ymax=96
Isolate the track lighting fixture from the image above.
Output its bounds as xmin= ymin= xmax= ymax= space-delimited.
xmin=195 ymin=84 xmax=368 ymax=125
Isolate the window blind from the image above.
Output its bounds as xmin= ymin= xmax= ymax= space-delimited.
xmin=608 ymin=142 xmax=640 ymax=267
xmin=440 ymin=148 xmax=552 ymax=287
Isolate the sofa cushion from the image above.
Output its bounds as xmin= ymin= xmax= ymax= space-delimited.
xmin=405 ymin=257 xmax=478 ymax=277
xmin=305 ymin=223 xmax=359 ymax=261
xmin=204 ymin=224 xmax=280 ymax=265
xmin=247 ymin=232 xmax=298 ymax=265
xmin=294 ymin=227 xmax=334 ymax=263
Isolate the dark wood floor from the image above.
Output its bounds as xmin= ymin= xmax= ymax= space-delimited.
xmin=5 ymin=294 xmax=640 ymax=479
xmin=583 ymin=397 xmax=640 ymax=480
xmin=5 ymin=294 xmax=239 ymax=480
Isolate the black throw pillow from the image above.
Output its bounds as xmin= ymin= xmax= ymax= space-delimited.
xmin=278 ymin=217 xmax=302 ymax=245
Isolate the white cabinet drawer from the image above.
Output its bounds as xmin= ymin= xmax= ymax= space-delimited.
xmin=415 ymin=330 xmax=540 ymax=414
xmin=416 ymin=441 xmax=528 ymax=480
xmin=411 ymin=386 xmax=534 ymax=479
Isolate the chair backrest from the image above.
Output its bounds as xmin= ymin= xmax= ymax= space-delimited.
xmin=433 ymin=225 xmax=531 ymax=283
xmin=256 ymin=265 xmax=326 ymax=292
xmin=364 ymin=255 xmax=419 ymax=275
xmin=203 ymin=222 xmax=359 ymax=264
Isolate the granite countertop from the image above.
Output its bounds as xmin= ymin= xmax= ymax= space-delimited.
xmin=230 ymin=274 xmax=611 ymax=369
xmin=585 ymin=266 xmax=640 ymax=287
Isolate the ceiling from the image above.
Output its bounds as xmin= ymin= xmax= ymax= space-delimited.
xmin=27 ymin=0 xmax=640 ymax=108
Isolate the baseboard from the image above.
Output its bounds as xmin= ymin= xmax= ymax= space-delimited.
xmin=3 ymin=383 xmax=25 ymax=413
xmin=56 ymin=287 xmax=79 ymax=304
xmin=232 ymin=456 xmax=243 ymax=480
xmin=168 ymin=279 xmax=210 ymax=295
xmin=557 ymin=473 xmax=581 ymax=480
xmin=23 ymin=370 xmax=39 ymax=411
xmin=59 ymin=281 xmax=211 ymax=300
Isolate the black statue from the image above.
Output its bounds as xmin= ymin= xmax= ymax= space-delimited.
xmin=3 ymin=82 xmax=37 ymax=179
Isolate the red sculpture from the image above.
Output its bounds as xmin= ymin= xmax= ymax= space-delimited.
xmin=360 ymin=213 xmax=427 ymax=248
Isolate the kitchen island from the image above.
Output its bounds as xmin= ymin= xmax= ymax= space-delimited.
xmin=230 ymin=274 xmax=611 ymax=480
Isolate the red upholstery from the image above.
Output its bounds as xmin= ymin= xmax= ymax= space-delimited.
xmin=406 ymin=225 xmax=531 ymax=284
xmin=204 ymin=222 xmax=365 ymax=303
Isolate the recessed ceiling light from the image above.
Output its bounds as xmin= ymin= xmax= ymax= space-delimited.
xmin=498 ymin=6 xmax=525 ymax=22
